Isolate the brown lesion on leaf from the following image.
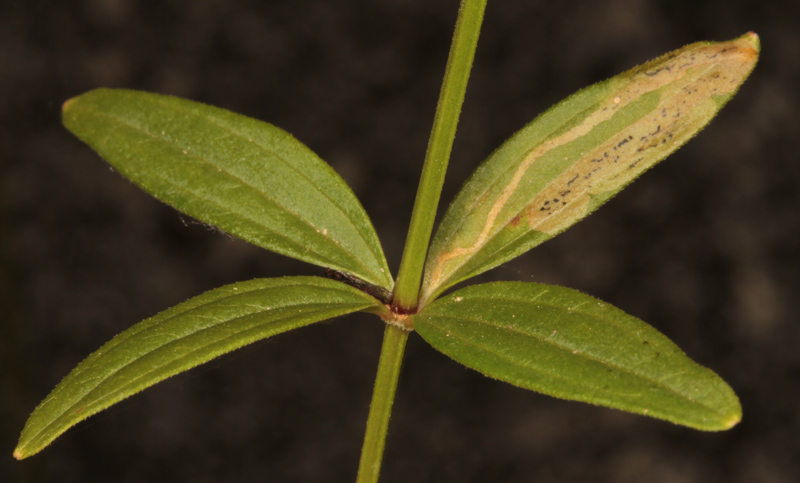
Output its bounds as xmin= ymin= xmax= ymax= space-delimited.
xmin=423 ymin=35 xmax=758 ymax=300
xmin=519 ymin=37 xmax=758 ymax=236
xmin=521 ymin=107 xmax=680 ymax=232
xmin=514 ymin=108 xmax=674 ymax=235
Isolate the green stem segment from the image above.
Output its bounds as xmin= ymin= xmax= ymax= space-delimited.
xmin=356 ymin=324 xmax=410 ymax=483
xmin=392 ymin=0 xmax=488 ymax=310
xmin=357 ymin=2 xmax=487 ymax=480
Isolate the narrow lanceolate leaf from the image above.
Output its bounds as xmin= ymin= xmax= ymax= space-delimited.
xmin=14 ymin=276 xmax=385 ymax=459
xmin=63 ymin=89 xmax=393 ymax=290
xmin=421 ymin=33 xmax=759 ymax=303
xmin=414 ymin=282 xmax=741 ymax=430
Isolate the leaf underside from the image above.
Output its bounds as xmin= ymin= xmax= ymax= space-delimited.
xmin=63 ymin=89 xmax=393 ymax=289
xmin=24 ymin=32 xmax=758 ymax=464
xmin=421 ymin=33 xmax=759 ymax=303
xmin=414 ymin=282 xmax=741 ymax=431
xmin=14 ymin=276 xmax=383 ymax=459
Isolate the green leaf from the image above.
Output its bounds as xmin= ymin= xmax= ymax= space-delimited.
xmin=413 ymin=282 xmax=741 ymax=431
xmin=14 ymin=276 xmax=385 ymax=459
xmin=421 ymin=33 xmax=759 ymax=303
xmin=63 ymin=89 xmax=393 ymax=290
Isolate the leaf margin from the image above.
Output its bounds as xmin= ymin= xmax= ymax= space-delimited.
xmin=420 ymin=33 xmax=760 ymax=303
xmin=63 ymin=88 xmax=394 ymax=290
xmin=14 ymin=276 xmax=387 ymax=459
xmin=413 ymin=281 xmax=742 ymax=431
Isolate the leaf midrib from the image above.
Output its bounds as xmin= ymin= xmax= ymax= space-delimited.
xmin=81 ymin=98 xmax=387 ymax=284
xmin=426 ymin=103 xmax=603 ymax=278
xmin=64 ymin=282 xmax=369 ymax=383
xmin=165 ymin=97 xmax=389 ymax=276
xmin=26 ymin=295 xmax=372 ymax=449
xmin=420 ymin=310 xmax=723 ymax=416
xmin=153 ymin=96 xmax=389 ymax=281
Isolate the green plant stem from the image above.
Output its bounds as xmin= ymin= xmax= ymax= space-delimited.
xmin=392 ymin=0 xmax=487 ymax=310
xmin=358 ymin=2 xmax=486 ymax=479
xmin=357 ymin=324 xmax=410 ymax=483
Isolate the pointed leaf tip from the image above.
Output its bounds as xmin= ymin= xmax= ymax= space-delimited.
xmin=744 ymin=31 xmax=760 ymax=49
xmin=723 ymin=411 xmax=743 ymax=430
xmin=61 ymin=97 xmax=76 ymax=112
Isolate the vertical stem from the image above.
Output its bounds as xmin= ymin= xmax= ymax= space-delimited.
xmin=356 ymin=324 xmax=410 ymax=483
xmin=392 ymin=0 xmax=487 ymax=310
xmin=358 ymin=2 xmax=487 ymax=480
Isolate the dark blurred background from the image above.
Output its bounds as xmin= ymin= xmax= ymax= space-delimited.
xmin=2 ymin=0 xmax=798 ymax=482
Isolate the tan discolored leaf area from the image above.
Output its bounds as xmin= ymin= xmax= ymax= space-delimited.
xmin=421 ymin=33 xmax=759 ymax=304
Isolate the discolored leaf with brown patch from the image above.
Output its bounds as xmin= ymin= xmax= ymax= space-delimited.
xmin=421 ymin=33 xmax=759 ymax=304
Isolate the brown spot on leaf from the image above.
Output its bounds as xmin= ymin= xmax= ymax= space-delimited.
xmin=423 ymin=34 xmax=758 ymax=301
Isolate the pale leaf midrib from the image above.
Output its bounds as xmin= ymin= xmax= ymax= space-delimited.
xmin=79 ymin=101 xmax=386 ymax=284
xmin=25 ymin=298 xmax=372 ymax=451
xmin=419 ymin=313 xmax=725 ymax=417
